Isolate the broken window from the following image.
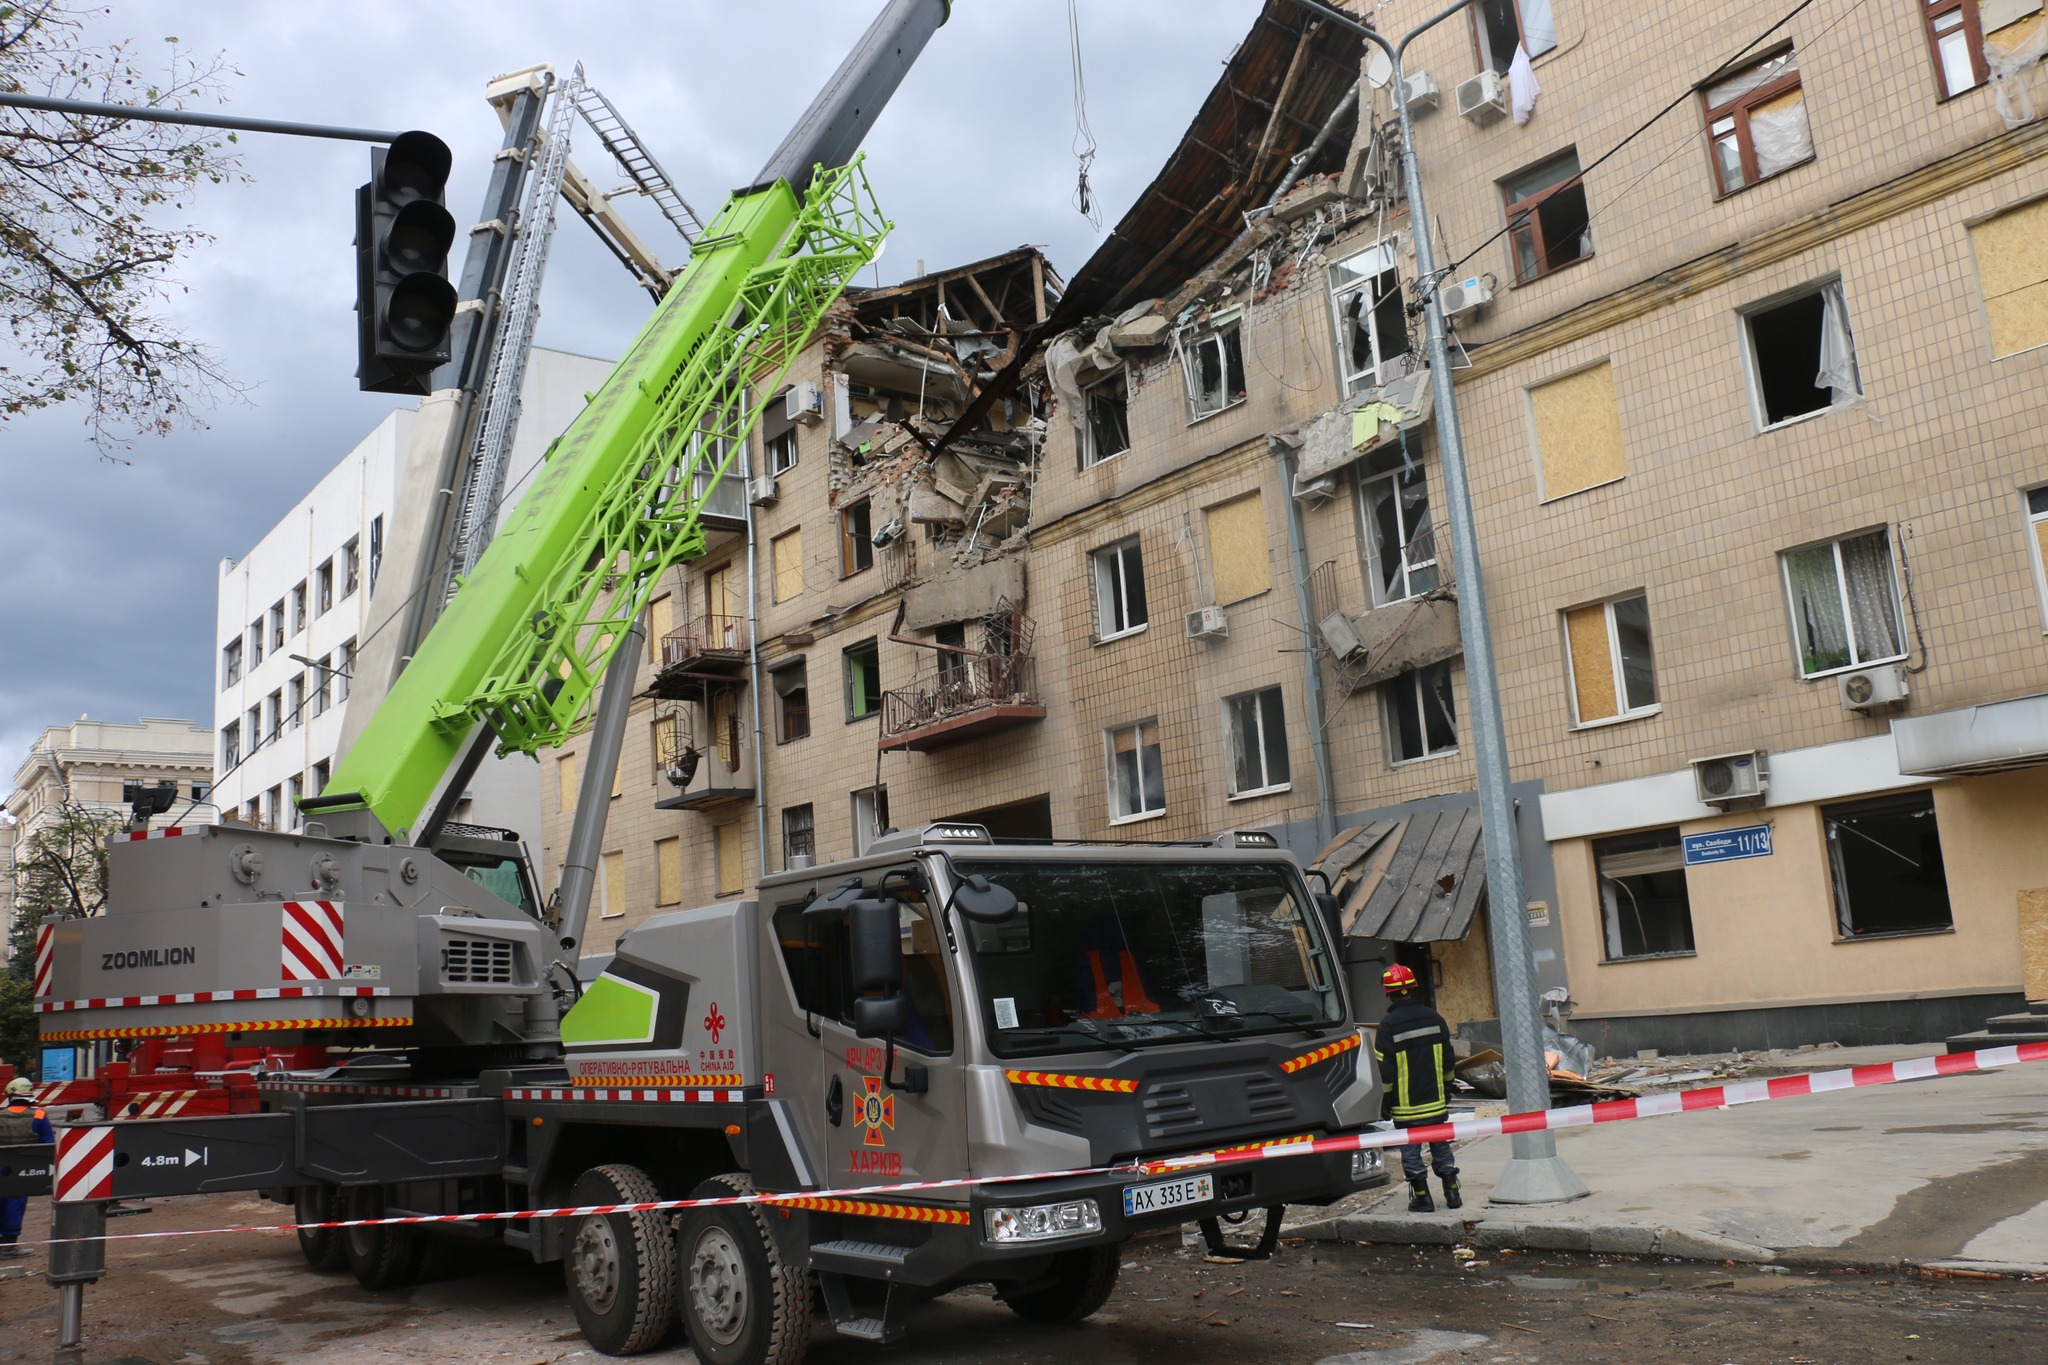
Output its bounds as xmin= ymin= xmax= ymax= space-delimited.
xmin=316 ymin=559 xmax=334 ymax=616
xmin=1746 ymin=280 xmax=1859 ymax=425
xmin=772 ymin=661 xmax=810 ymax=743
xmin=1082 ymin=370 xmax=1130 ymax=467
xmin=265 ymin=689 xmax=282 ymax=743
xmin=368 ymin=516 xmax=383 ymax=593
xmin=311 ymin=760 xmax=329 ymax=797
xmin=1359 ymin=466 xmax=1439 ymax=605
xmin=843 ymin=640 xmax=881 ymax=720
xmin=1825 ymin=791 xmax=1954 ymax=938
xmin=335 ymin=639 xmax=354 ymax=702
xmin=291 ymin=581 xmax=308 ymax=634
xmin=221 ymin=720 xmax=241 ymax=771
xmin=1502 ymin=151 xmax=1591 ymax=283
xmin=1107 ymin=719 xmax=1166 ymax=821
xmin=287 ymin=675 xmax=304 ymax=731
xmin=1225 ymin=687 xmax=1291 ymax=797
xmin=840 ymin=498 xmax=874 ymax=577
xmin=1386 ymin=662 xmax=1457 ymax=763
xmin=1091 ymin=537 xmax=1149 ymax=640
xmin=1471 ymin=0 xmax=1557 ymax=73
xmin=1781 ymin=529 xmax=1906 ymax=678
xmin=1702 ymin=48 xmax=1813 ymax=196
xmin=1330 ymin=241 xmax=1411 ymax=396
xmin=851 ymin=784 xmax=890 ymax=855
xmin=1181 ymin=315 xmax=1246 ymax=421
xmin=342 ymin=537 xmax=361 ymax=598
xmin=783 ymin=803 xmax=816 ymax=867
xmin=1563 ymin=594 xmax=1658 ymax=726
xmin=934 ymin=622 xmax=969 ymax=693
xmin=269 ymin=601 xmax=286 ymax=652
xmin=248 ymin=621 xmax=264 ymax=667
xmin=221 ymin=638 xmax=242 ymax=689
xmin=1595 ymin=828 xmax=1696 ymax=961
xmin=763 ymin=396 xmax=799 ymax=475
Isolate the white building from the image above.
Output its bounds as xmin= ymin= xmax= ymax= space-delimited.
xmin=212 ymin=347 xmax=617 ymax=874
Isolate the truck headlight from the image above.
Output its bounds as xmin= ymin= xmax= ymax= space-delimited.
xmin=984 ymin=1198 xmax=1102 ymax=1244
xmin=1350 ymin=1149 xmax=1383 ymax=1181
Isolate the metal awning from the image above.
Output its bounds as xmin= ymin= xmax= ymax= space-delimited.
xmin=1315 ymin=807 xmax=1487 ymax=943
xmin=1893 ymin=692 xmax=2048 ymax=776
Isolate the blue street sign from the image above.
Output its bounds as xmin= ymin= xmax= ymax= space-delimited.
xmin=1682 ymin=824 xmax=1774 ymax=866
xmin=40 ymin=1046 xmax=76 ymax=1082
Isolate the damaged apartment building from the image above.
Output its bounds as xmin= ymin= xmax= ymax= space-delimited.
xmin=546 ymin=0 xmax=2048 ymax=1056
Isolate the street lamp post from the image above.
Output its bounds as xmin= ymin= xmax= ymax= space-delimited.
xmin=1291 ymin=0 xmax=1586 ymax=1203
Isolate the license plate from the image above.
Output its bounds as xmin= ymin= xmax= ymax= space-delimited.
xmin=1122 ymin=1173 xmax=1213 ymax=1217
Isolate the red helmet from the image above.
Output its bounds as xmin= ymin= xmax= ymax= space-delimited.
xmin=1383 ymin=963 xmax=1420 ymax=994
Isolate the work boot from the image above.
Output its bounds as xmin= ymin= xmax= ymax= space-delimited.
xmin=1441 ymin=1176 xmax=1463 ymax=1210
xmin=1406 ymin=1182 xmax=1435 ymax=1213
xmin=0 ymin=1245 xmax=28 ymax=1259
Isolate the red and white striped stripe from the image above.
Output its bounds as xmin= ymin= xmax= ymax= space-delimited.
xmin=122 ymin=826 xmax=197 ymax=842
xmin=264 ymin=1082 xmax=460 ymax=1100
xmin=504 ymin=1087 xmax=746 ymax=1104
xmin=280 ymin=901 xmax=345 ymax=981
xmin=37 ymin=985 xmax=389 ymax=1014
xmin=53 ymin=1125 xmax=116 ymax=1202
xmin=32 ymin=924 xmax=53 ymax=999
xmin=118 ymin=1091 xmax=200 ymax=1119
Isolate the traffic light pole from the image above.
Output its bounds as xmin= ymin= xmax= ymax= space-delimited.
xmin=1290 ymin=0 xmax=1587 ymax=1205
xmin=0 ymin=90 xmax=402 ymax=143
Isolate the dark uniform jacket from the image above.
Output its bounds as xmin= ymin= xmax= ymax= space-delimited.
xmin=0 ymin=1099 xmax=54 ymax=1143
xmin=1374 ymin=998 xmax=1457 ymax=1124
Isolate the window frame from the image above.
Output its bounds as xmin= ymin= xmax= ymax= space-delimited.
xmin=1105 ymin=718 xmax=1167 ymax=824
xmin=766 ymin=426 xmax=799 ymax=476
xmin=342 ymin=537 xmax=361 ymax=598
xmin=221 ymin=638 xmax=243 ymax=689
xmin=850 ymin=784 xmax=890 ymax=856
xmin=1080 ymin=368 xmax=1131 ymax=468
xmin=1924 ymin=0 xmax=1990 ymax=99
xmin=292 ymin=581 xmax=308 ymax=634
xmin=782 ymin=803 xmax=816 ymax=867
xmin=316 ymin=559 xmax=335 ymax=616
xmin=773 ymin=661 xmax=811 ymax=743
xmin=1469 ymin=0 xmax=1558 ymax=73
xmin=221 ymin=721 xmax=242 ymax=771
xmin=1501 ymin=152 xmax=1592 ymax=284
xmin=1385 ymin=661 xmax=1459 ymax=765
xmin=1778 ymin=528 xmax=1909 ymax=680
xmin=1180 ymin=313 xmax=1247 ymax=422
xmin=839 ymin=498 xmax=874 ymax=578
xmin=1700 ymin=47 xmax=1812 ymax=198
xmin=770 ymin=528 xmax=804 ymax=604
xmin=1739 ymin=277 xmax=1861 ymax=431
xmin=843 ymin=639 xmax=881 ymax=722
xmin=1090 ymin=536 xmax=1149 ymax=642
xmin=368 ymin=516 xmax=384 ymax=592
xmin=1356 ymin=465 xmax=1440 ymax=606
xmin=1823 ymin=789 xmax=1955 ymax=940
xmin=1562 ymin=593 xmax=1661 ymax=729
xmin=1224 ymin=686 xmax=1292 ymax=799
xmin=2026 ymin=485 xmax=2048 ymax=634
xmin=1328 ymin=239 xmax=1409 ymax=396
xmin=1592 ymin=827 xmax=1698 ymax=963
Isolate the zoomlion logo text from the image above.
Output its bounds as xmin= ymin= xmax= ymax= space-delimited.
xmin=101 ymin=947 xmax=198 ymax=970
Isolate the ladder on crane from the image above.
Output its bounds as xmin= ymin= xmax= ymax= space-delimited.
xmin=571 ymin=82 xmax=707 ymax=244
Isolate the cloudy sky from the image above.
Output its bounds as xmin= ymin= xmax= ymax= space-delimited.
xmin=0 ymin=0 xmax=1263 ymax=771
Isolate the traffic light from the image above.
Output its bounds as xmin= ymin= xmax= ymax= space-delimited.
xmin=355 ymin=130 xmax=457 ymax=395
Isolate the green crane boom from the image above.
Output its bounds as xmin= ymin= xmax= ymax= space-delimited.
xmin=320 ymin=162 xmax=890 ymax=836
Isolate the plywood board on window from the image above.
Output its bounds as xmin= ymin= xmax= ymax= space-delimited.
xmin=558 ymin=752 xmax=579 ymax=814
xmin=1529 ymin=361 xmax=1625 ymax=499
xmin=714 ymin=823 xmax=743 ymax=897
xmin=602 ymin=850 xmax=626 ymax=920
xmin=772 ymin=529 xmax=804 ymax=603
xmin=1565 ymin=605 xmax=1618 ymax=723
xmin=647 ymin=593 xmax=673 ymax=662
xmin=656 ymin=836 xmax=683 ymax=906
xmin=2020 ymin=887 xmax=2048 ymax=1003
xmin=1971 ymin=198 xmax=2048 ymax=357
xmin=1205 ymin=492 xmax=1271 ymax=605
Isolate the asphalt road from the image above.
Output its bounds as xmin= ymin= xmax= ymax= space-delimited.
xmin=2 ymin=1193 xmax=2045 ymax=1364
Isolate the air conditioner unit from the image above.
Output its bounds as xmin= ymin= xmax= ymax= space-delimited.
xmin=1691 ymin=749 xmax=1769 ymax=809
xmin=1402 ymin=71 xmax=1440 ymax=112
xmin=785 ymin=382 xmax=824 ymax=426
xmin=1439 ymin=273 xmax=1497 ymax=318
xmin=1185 ymin=605 xmax=1229 ymax=641
xmin=747 ymin=475 xmax=778 ymax=506
xmin=1838 ymin=665 xmax=1908 ymax=713
xmin=1293 ymin=474 xmax=1338 ymax=505
xmin=1318 ymin=611 xmax=1365 ymax=662
xmin=1455 ymin=69 xmax=1507 ymax=124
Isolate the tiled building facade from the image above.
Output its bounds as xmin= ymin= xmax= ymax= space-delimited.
xmin=544 ymin=0 xmax=2048 ymax=1051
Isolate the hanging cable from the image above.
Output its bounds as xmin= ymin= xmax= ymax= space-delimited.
xmin=1067 ymin=0 xmax=1102 ymax=229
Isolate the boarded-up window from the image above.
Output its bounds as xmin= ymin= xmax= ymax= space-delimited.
xmin=648 ymin=593 xmax=673 ymax=663
xmin=1529 ymin=361 xmax=1624 ymax=500
xmin=1970 ymin=197 xmax=2048 ymax=358
xmin=1206 ymin=493 xmax=1271 ymax=605
xmin=714 ymin=822 xmax=743 ymax=896
xmin=558 ymin=752 xmax=579 ymax=815
xmin=656 ymin=836 xmax=683 ymax=906
xmin=772 ymin=529 xmax=804 ymax=603
xmin=1563 ymin=595 xmax=1658 ymax=726
xmin=601 ymin=850 xmax=626 ymax=920
xmin=611 ymin=747 xmax=624 ymax=798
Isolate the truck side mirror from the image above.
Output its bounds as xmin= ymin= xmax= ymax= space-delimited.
xmin=847 ymin=897 xmax=904 ymax=996
xmin=951 ymin=874 xmax=1017 ymax=922
xmin=1313 ymin=890 xmax=1344 ymax=949
xmin=851 ymin=993 xmax=910 ymax=1039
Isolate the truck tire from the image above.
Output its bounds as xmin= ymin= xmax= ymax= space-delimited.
xmin=343 ymin=1185 xmax=428 ymax=1291
xmin=999 ymin=1244 xmax=1120 ymax=1324
xmin=676 ymin=1173 xmax=810 ymax=1365
xmin=294 ymin=1184 xmax=346 ymax=1272
xmin=563 ymin=1163 xmax=677 ymax=1356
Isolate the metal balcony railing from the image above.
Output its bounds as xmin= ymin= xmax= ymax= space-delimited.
xmin=661 ymin=614 xmax=749 ymax=669
xmin=880 ymin=650 xmax=1040 ymax=742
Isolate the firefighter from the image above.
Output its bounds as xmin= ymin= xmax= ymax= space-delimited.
xmin=1374 ymin=963 xmax=1461 ymax=1213
xmin=1 ymin=1077 xmax=55 ymax=1257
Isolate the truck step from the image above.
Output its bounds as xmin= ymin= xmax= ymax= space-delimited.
xmin=833 ymin=1317 xmax=891 ymax=1342
xmin=811 ymin=1239 xmax=912 ymax=1266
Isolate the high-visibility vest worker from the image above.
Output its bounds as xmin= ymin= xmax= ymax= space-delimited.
xmin=1374 ymin=963 xmax=1455 ymax=1123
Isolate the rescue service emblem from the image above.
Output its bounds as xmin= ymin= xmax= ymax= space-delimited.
xmin=855 ymin=1074 xmax=895 ymax=1148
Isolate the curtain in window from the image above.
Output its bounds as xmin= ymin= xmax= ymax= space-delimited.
xmin=1815 ymin=279 xmax=1861 ymax=405
xmin=1785 ymin=543 xmax=1850 ymax=673
xmin=1840 ymin=532 xmax=1903 ymax=662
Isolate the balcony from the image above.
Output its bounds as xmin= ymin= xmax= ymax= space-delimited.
xmin=878 ymin=650 xmax=1045 ymax=753
xmin=653 ymin=699 xmax=754 ymax=813
xmin=652 ymin=615 xmax=750 ymax=693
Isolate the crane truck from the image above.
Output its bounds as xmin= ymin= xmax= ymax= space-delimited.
xmin=3 ymin=3 xmax=1390 ymax=1360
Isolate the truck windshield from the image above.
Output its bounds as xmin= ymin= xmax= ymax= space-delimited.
xmin=436 ymin=849 xmax=538 ymax=918
xmin=952 ymin=859 xmax=1342 ymax=1059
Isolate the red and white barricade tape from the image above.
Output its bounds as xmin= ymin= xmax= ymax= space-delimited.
xmin=28 ymin=1038 xmax=2048 ymax=1238
xmin=38 ymin=985 xmax=388 ymax=1014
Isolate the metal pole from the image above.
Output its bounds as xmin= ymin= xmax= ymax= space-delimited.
xmin=554 ymin=616 xmax=646 ymax=959
xmin=1273 ymin=438 xmax=1337 ymax=849
xmin=0 ymin=90 xmax=402 ymax=143
xmin=1290 ymin=0 xmax=1585 ymax=1203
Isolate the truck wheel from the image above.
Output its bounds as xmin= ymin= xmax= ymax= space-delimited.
xmin=294 ymin=1185 xmax=346 ymax=1272
xmin=1000 ymin=1244 xmax=1120 ymax=1324
xmin=563 ymin=1163 xmax=677 ymax=1356
xmin=676 ymin=1173 xmax=810 ymax=1365
xmin=343 ymin=1185 xmax=428 ymax=1291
